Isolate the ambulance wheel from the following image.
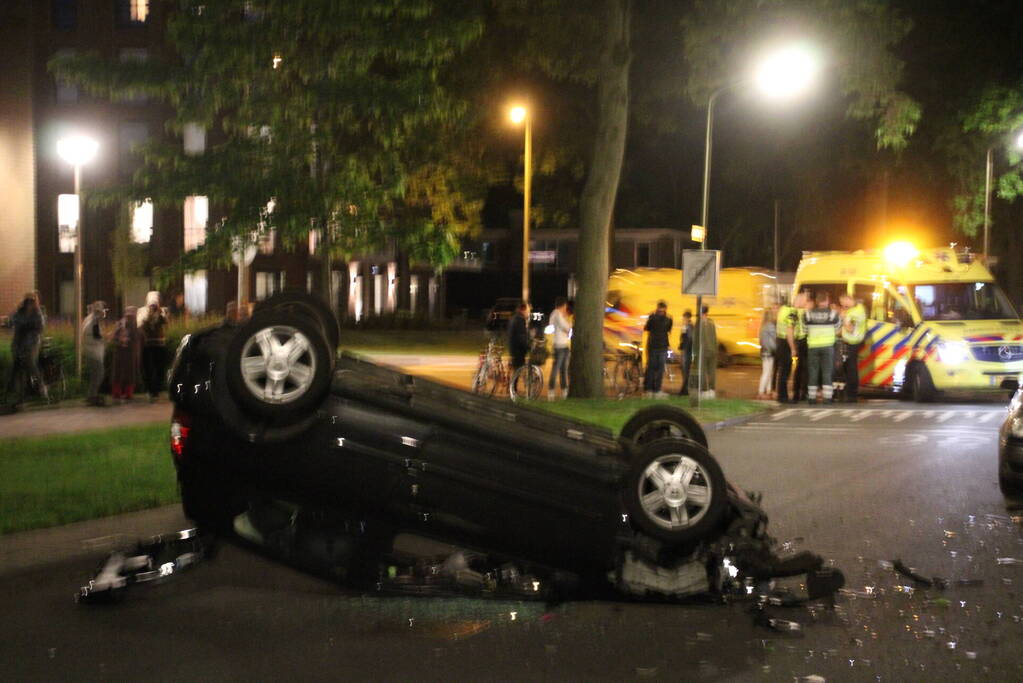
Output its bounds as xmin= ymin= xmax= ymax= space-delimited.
xmin=624 ymin=438 xmax=727 ymax=544
xmin=909 ymin=363 xmax=936 ymax=403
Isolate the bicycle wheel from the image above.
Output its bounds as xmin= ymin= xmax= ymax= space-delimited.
xmin=614 ymin=358 xmax=641 ymax=396
xmin=471 ymin=364 xmax=488 ymax=394
xmin=510 ymin=364 xmax=543 ymax=401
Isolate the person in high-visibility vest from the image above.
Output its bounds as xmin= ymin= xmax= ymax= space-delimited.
xmin=804 ymin=291 xmax=841 ymax=404
xmin=773 ymin=294 xmax=799 ymax=403
xmin=839 ymin=293 xmax=867 ymax=403
xmin=792 ymin=292 xmax=810 ymax=402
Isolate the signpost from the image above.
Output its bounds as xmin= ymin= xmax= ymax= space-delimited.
xmin=682 ymin=250 xmax=720 ymax=406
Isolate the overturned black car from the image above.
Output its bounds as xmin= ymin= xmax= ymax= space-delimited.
xmin=163 ymin=292 xmax=834 ymax=599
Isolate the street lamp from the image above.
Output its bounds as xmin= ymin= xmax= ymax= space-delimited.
xmin=982 ymin=131 xmax=1023 ymax=259
xmin=509 ymin=105 xmax=532 ymax=303
xmin=57 ymin=134 xmax=99 ymax=377
xmin=694 ymin=43 xmax=819 ymax=403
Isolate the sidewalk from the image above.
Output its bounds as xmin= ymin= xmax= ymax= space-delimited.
xmin=0 ymin=399 xmax=170 ymax=439
xmin=0 ymin=357 xmax=769 ymax=440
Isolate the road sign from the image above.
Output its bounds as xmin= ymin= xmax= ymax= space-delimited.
xmin=691 ymin=225 xmax=705 ymax=243
xmin=682 ymin=250 xmax=720 ymax=296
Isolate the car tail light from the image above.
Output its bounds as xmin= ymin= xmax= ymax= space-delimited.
xmin=170 ymin=408 xmax=192 ymax=461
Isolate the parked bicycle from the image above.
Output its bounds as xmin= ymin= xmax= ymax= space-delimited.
xmin=37 ymin=337 xmax=68 ymax=403
xmin=608 ymin=341 xmax=643 ymax=396
xmin=509 ymin=336 xmax=548 ymax=401
xmin=471 ymin=339 xmax=509 ymax=397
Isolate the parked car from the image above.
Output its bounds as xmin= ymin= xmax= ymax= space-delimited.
xmin=167 ymin=292 xmax=827 ymax=597
xmin=998 ymin=389 xmax=1023 ymax=496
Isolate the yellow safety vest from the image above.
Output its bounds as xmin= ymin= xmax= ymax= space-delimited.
xmin=794 ymin=309 xmax=807 ymax=341
xmin=842 ymin=303 xmax=867 ymax=345
xmin=805 ymin=308 xmax=838 ymax=349
xmin=776 ymin=305 xmax=793 ymax=339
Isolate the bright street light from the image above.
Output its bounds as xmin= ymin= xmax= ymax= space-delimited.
xmin=509 ymin=104 xmax=532 ymax=303
xmin=753 ymin=43 xmax=819 ymax=100
xmin=57 ymin=134 xmax=99 ymax=167
xmin=694 ymin=42 xmax=820 ymax=405
xmin=57 ymin=133 xmax=99 ymax=378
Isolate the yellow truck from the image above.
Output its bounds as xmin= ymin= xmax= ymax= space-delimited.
xmin=604 ymin=267 xmax=785 ymax=364
xmin=793 ymin=244 xmax=1023 ymax=400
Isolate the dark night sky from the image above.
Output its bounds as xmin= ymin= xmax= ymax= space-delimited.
xmin=484 ymin=0 xmax=1023 ymax=279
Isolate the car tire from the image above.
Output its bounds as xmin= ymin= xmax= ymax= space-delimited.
xmin=623 ymin=438 xmax=728 ymax=544
xmin=225 ymin=311 xmax=334 ymax=421
xmin=252 ymin=291 xmax=340 ymax=354
xmin=1000 ymin=468 xmax=1022 ymax=497
xmin=717 ymin=345 xmax=732 ymax=368
xmin=619 ymin=405 xmax=708 ymax=450
xmin=909 ymin=363 xmax=936 ymax=403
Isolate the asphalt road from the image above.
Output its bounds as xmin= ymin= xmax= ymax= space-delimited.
xmin=4 ymin=400 xmax=1022 ymax=681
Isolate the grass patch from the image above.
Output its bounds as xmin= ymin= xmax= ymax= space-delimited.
xmin=0 ymin=423 xmax=177 ymax=535
xmin=534 ymin=397 xmax=765 ymax=433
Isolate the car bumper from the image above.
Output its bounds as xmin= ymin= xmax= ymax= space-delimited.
xmin=1000 ymin=435 xmax=1023 ymax=475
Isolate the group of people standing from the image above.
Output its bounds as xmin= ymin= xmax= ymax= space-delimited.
xmin=761 ymin=291 xmax=867 ymax=404
xmin=82 ymin=292 xmax=170 ymax=406
xmin=506 ymin=298 xmax=573 ymax=399
xmin=643 ymin=301 xmax=717 ymax=400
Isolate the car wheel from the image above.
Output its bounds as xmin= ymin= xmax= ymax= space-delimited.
xmin=623 ymin=438 xmax=727 ymax=543
xmin=910 ymin=363 xmax=936 ymax=403
xmin=717 ymin=345 xmax=732 ymax=368
xmin=619 ymin=405 xmax=708 ymax=449
xmin=252 ymin=291 xmax=340 ymax=354
xmin=225 ymin=311 xmax=334 ymax=420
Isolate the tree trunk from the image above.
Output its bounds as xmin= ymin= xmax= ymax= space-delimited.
xmin=569 ymin=0 xmax=631 ymax=398
xmin=320 ymin=223 xmax=333 ymax=312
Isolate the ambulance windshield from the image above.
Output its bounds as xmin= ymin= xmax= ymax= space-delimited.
xmin=910 ymin=282 xmax=1018 ymax=321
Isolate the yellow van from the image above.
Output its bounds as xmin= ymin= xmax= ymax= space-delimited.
xmin=604 ymin=267 xmax=784 ymax=363
xmin=793 ymin=245 xmax=1023 ymax=400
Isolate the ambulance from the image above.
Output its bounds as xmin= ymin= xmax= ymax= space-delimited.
xmin=604 ymin=267 xmax=786 ymax=364
xmin=793 ymin=244 xmax=1023 ymax=400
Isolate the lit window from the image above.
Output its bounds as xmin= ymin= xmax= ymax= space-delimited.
xmin=308 ymin=229 xmax=320 ymax=254
xmin=57 ymin=194 xmax=79 ymax=253
xmin=258 ymin=230 xmax=275 ymax=255
xmin=184 ymin=270 xmax=207 ymax=315
xmin=184 ymin=196 xmax=208 ymax=250
xmin=116 ymin=0 xmax=149 ymax=26
xmin=183 ymin=123 xmax=206 ymax=155
xmin=132 ymin=199 xmax=153 ymax=243
xmin=255 ymin=271 xmax=285 ymax=301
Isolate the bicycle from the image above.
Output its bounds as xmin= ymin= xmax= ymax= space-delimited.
xmin=471 ymin=339 xmax=509 ymax=397
xmin=37 ymin=337 xmax=68 ymax=403
xmin=510 ymin=337 xmax=547 ymax=401
xmin=609 ymin=341 xmax=643 ymax=396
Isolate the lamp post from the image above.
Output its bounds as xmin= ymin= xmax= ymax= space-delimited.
xmin=510 ymin=105 xmax=532 ymax=303
xmin=57 ymin=134 xmax=99 ymax=377
xmin=694 ymin=44 xmax=818 ymax=404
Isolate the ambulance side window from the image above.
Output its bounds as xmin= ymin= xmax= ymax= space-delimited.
xmin=884 ymin=287 xmax=913 ymax=328
xmin=854 ymin=284 xmax=880 ymax=319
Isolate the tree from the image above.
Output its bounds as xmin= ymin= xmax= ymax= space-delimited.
xmin=52 ymin=0 xmax=485 ymax=305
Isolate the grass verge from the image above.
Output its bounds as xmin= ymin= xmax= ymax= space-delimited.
xmin=534 ymin=397 xmax=765 ymax=433
xmin=0 ymin=423 xmax=176 ymax=535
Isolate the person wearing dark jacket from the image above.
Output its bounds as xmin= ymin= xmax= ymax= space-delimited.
xmin=643 ymin=300 xmax=673 ymax=397
xmin=677 ymin=310 xmax=693 ymax=396
xmin=4 ymin=292 xmax=47 ymax=407
xmin=140 ymin=301 xmax=169 ymax=402
xmin=507 ymin=301 xmax=531 ymax=370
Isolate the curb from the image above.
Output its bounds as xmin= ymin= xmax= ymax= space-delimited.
xmin=703 ymin=404 xmax=780 ymax=431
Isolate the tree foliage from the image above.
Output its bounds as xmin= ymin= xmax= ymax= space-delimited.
xmin=51 ymin=0 xmax=486 ymax=294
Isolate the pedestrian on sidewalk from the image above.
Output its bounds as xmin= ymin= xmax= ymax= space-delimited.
xmin=507 ymin=301 xmax=530 ymax=371
xmin=677 ymin=310 xmax=694 ymax=396
xmin=3 ymin=292 xmax=47 ymax=408
xmin=139 ymin=296 xmax=169 ymax=403
xmin=547 ymin=297 xmax=572 ymax=399
xmin=110 ymin=306 xmax=142 ymax=402
xmin=81 ymin=300 xmax=108 ymax=406
xmin=697 ymin=305 xmax=717 ymax=400
xmin=643 ymin=300 xmax=672 ymax=398
xmin=757 ymin=305 xmax=777 ymax=399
